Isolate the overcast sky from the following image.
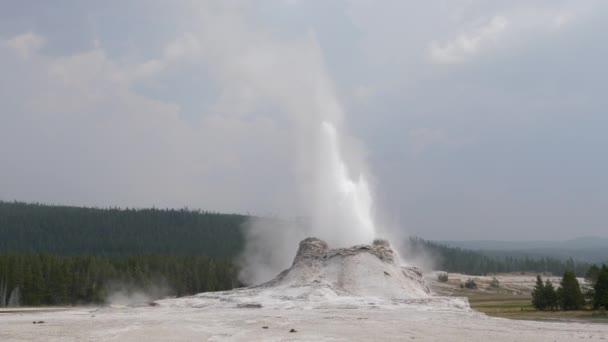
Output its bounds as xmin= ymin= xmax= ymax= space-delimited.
xmin=1 ymin=1 xmax=607 ymax=240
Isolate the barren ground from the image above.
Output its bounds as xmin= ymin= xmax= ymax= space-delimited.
xmin=2 ymin=273 xmax=608 ymax=341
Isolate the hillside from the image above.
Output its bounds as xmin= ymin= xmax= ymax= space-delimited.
xmin=440 ymin=238 xmax=608 ymax=264
xmin=0 ymin=201 xmax=246 ymax=256
xmin=0 ymin=201 xmax=597 ymax=277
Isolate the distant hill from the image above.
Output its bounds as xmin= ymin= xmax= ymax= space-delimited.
xmin=0 ymin=201 xmax=246 ymax=256
xmin=439 ymin=237 xmax=608 ymax=250
xmin=439 ymin=238 xmax=608 ymax=263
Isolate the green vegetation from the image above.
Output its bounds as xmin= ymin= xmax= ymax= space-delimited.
xmin=470 ymin=298 xmax=604 ymax=321
xmin=437 ymin=272 xmax=449 ymax=282
xmin=532 ymin=272 xmax=584 ymax=311
xmin=531 ymin=275 xmax=558 ymax=310
xmin=0 ymin=201 xmax=246 ymax=256
xmin=0 ymin=201 xmax=244 ymax=306
xmin=0 ymin=253 xmax=237 ymax=306
xmin=592 ymin=265 xmax=608 ymax=310
xmin=0 ymin=201 xmax=594 ymax=275
xmin=530 ymin=265 xmax=608 ymax=315
xmin=463 ymin=278 xmax=478 ymax=289
xmin=453 ymin=282 xmax=608 ymax=322
xmin=557 ymin=271 xmax=585 ymax=310
xmin=407 ymin=237 xmax=592 ymax=277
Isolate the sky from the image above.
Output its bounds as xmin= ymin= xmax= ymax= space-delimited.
xmin=1 ymin=0 xmax=607 ymax=240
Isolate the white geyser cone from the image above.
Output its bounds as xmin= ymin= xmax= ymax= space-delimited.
xmin=159 ymin=238 xmax=471 ymax=311
xmin=258 ymin=237 xmax=431 ymax=299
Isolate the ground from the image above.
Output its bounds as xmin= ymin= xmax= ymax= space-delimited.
xmin=2 ymin=303 xmax=608 ymax=341
xmin=2 ymin=273 xmax=608 ymax=341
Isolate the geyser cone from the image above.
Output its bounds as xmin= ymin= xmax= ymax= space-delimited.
xmin=260 ymin=237 xmax=431 ymax=299
xmin=160 ymin=238 xmax=471 ymax=311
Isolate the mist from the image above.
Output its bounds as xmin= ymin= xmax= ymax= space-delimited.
xmin=234 ymin=29 xmax=384 ymax=285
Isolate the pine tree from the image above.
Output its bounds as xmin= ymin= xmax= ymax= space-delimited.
xmin=543 ymin=279 xmax=558 ymax=311
xmin=531 ymin=275 xmax=546 ymax=310
xmin=586 ymin=265 xmax=601 ymax=285
xmin=558 ymin=271 xmax=585 ymax=310
xmin=593 ymin=265 xmax=608 ymax=310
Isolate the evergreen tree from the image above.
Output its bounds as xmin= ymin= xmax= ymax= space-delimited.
xmin=558 ymin=271 xmax=585 ymax=310
xmin=586 ymin=265 xmax=601 ymax=285
xmin=531 ymin=275 xmax=546 ymax=310
xmin=543 ymin=279 xmax=558 ymax=311
xmin=593 ymin=265 xmax=608 ymax=310
xmin=0 ymin=253 xmax=239 ymax=306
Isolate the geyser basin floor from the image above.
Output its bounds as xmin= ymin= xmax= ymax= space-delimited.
xmin=3 ymin=305 xmax=608 ymax=341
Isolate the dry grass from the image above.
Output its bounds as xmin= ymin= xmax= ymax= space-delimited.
xmin=465 ymin=289 xmax=607 ymax=322
xmin=429 ymin=273 xmax=608 ymax=322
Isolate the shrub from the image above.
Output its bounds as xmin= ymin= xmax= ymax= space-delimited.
xmin=437 ymin=273 xmax=449 ymax=283
xmin=592 ymin=307 xmax=607 ymax=317
xmin=464 ymin=279 xmax=477 ymax=289
xmin=490 ymin=277 xmax=500 ymax=288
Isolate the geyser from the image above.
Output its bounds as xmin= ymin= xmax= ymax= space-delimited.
xmin=238 ymin=119 xmax=381 ymax=285
xmin=313 ymin=121 xmax=376 ymax=247
xmin=162 ymin=237 xmax=456 ymax=311
xmin=237 ymin=35 xmax=382 ymax=284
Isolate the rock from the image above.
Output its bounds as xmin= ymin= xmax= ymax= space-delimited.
xmin=262 ymin=326 xmax=268 ymax=329
xmin=293 ymin=237 xmax=329 ymax=263
xmin=236 ymin=303 xmax=262 ymax=309
xmin=289 ymin=328 xmax=297 ymax=333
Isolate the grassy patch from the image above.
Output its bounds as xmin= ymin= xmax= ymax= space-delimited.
xmin=429 ymin=274 xmax=608 ymax=322
xmin=465 ymin=292 xmax=608 ymax=322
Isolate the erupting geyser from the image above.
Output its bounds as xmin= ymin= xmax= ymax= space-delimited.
xmin=161 ymin=237 xmax=465 ymax=311
xmin=314 ymin=121 xmax=376 ymax=248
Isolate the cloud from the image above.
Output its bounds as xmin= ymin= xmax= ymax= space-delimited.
xmin=2 ymin=0 xmax=608 ymax=241
xmin=427 ymin=4 xmax=590 ymax=64
xmin=3 ymin=32 xmax=45 ymax=59
xmin=0 ymin=2 xmax=355 ymax=219
xmin=132 ymin=33 xmax=203 ymax=79
xmin=429 ymin=16 xmax=509 ymax=64
xmin=0 ymin=28 xmax=294 ymax=213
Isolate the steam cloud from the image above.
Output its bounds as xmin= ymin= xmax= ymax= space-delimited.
xmin=235 ymin=35 xmax=379 ymax=285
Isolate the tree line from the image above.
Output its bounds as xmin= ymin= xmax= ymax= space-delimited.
xmin=0 ymin=201 xmax=597 ymax=278
xmin=531 ymin=265 xmax=608 ymax=311
xmin=408 ymin=237 xmax=593 ymax=277
xmin=0 ymin=253 xmax=238 ymax=307
xmin=0 ymin=201 xmax=246 ymax=257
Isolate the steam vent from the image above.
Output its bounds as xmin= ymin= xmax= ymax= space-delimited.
xmin=256 ymin=237 xmax=431 ymax=299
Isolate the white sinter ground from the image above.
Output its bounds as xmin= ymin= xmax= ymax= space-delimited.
xmin=2 ymin=238 xmax=608 ymax=341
